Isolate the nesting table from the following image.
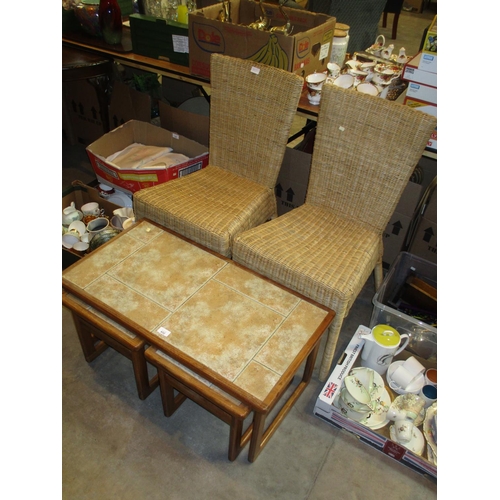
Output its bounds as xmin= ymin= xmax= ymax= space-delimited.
xmin=62 ymin=219 xmax=334 ymax=461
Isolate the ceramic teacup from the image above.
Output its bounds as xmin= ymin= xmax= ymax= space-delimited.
xmin=419 ymin=384 xmax=437 ymax=408
xmin=81 ymin=202 xmax=103 ymax=216
xmin=326 ymin=62 xmax=340 ymax=79
xmin=333 ymin=74 xmax=354 ymax=89
xmin=403 ymin=356 xmax=425 ymax=378
xmin=305 ymin=72 xmax=327 ymax=105
xmin=342 ymin=375 xmax=372 ymax=412
xmin=394 ymin=418 xmax=414 ymax=444
xmin=390 ymin=365 xmax=416 ymax=390
xmin=425 ymin=368 xmax=437 ymax=387
xmin=87 ymin=217 xmax=109 ymax=240
xmin=337 ymin=389 xmax=370 ymax=422
xmin=347 ymin=69 xmax=368 ymax=87
xmin=68 ymin=220 xmax=87 ymax=238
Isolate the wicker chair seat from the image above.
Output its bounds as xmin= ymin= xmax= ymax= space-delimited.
xmin=134 ymin=165 xmax=277 ymax=257
xmin=232 ymin=203 xmax=380 ymax=311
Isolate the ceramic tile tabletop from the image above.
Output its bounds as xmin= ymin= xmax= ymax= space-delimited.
xmin=63 ymin=220 xmax=332 ymax=404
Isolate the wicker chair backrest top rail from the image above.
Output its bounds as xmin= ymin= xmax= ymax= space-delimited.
xmin=305 ymin=83 xmax=437 ymax=234
xmin=208 ymin=53 xmax=304 ymax=190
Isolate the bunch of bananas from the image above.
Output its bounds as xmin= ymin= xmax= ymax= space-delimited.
xmin=248 ymin=34 xmax=289 ymax=70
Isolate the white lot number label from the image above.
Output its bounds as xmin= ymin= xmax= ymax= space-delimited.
xmin=173 ymin=35 xmax=189 ymax=54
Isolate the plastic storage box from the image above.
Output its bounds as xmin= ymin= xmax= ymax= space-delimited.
xmin=370 ymin=252 xmax=437 ymax=362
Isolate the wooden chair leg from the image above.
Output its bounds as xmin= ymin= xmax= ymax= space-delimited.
xmin=392 ymin=13 xmax=400 ymax=39
xmin=382 ymin=11 xmax=388 ymax=28
xmin=374 ymin=258 xmax=384 ymax=291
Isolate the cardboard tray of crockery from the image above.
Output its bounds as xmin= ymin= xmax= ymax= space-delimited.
xmin=314 ymin=325 xmax=437 ymax=481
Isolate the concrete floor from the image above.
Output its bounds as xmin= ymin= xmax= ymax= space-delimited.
xmin=62 ymin=5 xmax=438 ymax=498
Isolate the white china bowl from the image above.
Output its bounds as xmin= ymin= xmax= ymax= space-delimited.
xmin=333 ymin=74 xmax=354 ymax=89
xmin=62 ymin=233 xmax=80 ymax=249
xmin=68 ymin=220 xmax=87 ymax=237
xmin=73 ymin=241 xmax=89 ymax=253
xmin=305 ymin=72 xmax=327 ymax=86
xmin=386 ymin=361 xmax=425 ymax=395
xmin=356 ymin=83 xmax=379 ymax=96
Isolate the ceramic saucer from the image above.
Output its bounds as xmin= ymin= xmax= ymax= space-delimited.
xmin=108 ymin=191 xmax=133 ymax=208
xmin=423 ymin=402 xmax=437 ymax=464
xmin=389 ymin=424 xmax=425 ymax=456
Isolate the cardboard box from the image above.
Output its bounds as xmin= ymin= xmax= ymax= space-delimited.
xmin=188 ymin=0 xmax=335 ymax=79
xmin=62 ymin=181 xmax=123 ymax=269
xmin=409 ymin=191 xmax=437 ymax=264
xmin=383 ymin=212 xmax=412 ymax=268
xmin=405 ymin=82 xmax=437 ymax=106
xmin=86 ymin=120 xmax=209 ymax=194
xmin=129 ymin=14 xmax=190 ymax=66
xmin=403 ymin=97 xmax=437 ymax=152
xmin=109 ymin=80 xmax=152 ymax=130
xmin=275 ymin=147 xmax=311 ymax=215
xmin=62 ymin=79 xmax=107 ymax=146
xmin=382 ymin=181 xmax=423 ymax=267
xmin=422 ymin=15 xmax=437 ymax=56
xmin=417 ymin=52 xmax=437 ymax=73
xmin=403 ymin=54 xmax=437 ymax=88
xmin=314 ymin=325 xmax=437 ymax=481
xmin=403 ymin=97 xmax=436 ymax=118
xmin=159 ymin=100 xmax=210 ymax=147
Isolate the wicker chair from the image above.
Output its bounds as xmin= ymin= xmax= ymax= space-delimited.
xmin=232 ymin=84 xmax=437 ymax=381
xmin=133 ymin=54 xmax=304 ymax=257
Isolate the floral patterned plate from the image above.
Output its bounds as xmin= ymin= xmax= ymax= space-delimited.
xmin=423 ymin=402 xmax=437 ymax=465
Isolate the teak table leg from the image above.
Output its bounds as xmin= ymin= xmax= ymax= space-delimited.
xmin=72 ymin=313 xmax=109 ymax=362
xmin=248 ymin=342 xmax=321 ymax=462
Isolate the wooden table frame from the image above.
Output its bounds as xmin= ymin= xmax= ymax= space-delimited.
xmin=62 ymin=220 xmax=335 ymax=461
xmin=62 ymin=291 xmax=159 ymax=400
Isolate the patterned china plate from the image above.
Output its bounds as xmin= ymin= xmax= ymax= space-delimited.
xmin=423 ymin=402 xmax=437 ymax=464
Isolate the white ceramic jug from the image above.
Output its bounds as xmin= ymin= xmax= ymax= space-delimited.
xmin=62 ymin=202 xmax=83 ymax=226
xmin=360 ymin=324 xmax=409 ymax=375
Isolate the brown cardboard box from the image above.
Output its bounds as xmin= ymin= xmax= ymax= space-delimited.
xmin=86 ymin=120 xmax=209 ymax=194
xmin=382 ymin=181 xmax=423 ymax=267
xmin=409 ymin=190 xmax=437 ymax=264
xmin=188 ymin=0 xmax=335 ymax=79
xmin=62 ymin=181 xmax=123 ymax=269
xmin=159 ymin=100 xmax=210 ymax=147
xmin=62 ymin=79 xmax=107 ymax=146
xmin=275 ymin=147 xmax=311 ymax=216
xmin=108 ymin=81 xmax=152 ymax=130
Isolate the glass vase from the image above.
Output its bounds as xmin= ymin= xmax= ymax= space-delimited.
xmin=99 ymin=0 xmax=123 ymax=45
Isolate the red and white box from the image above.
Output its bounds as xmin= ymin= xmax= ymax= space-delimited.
xmin=403 ymin=53 xmax=437 ymax=87
xmin=405 ymin=82 xmax=437 ymax=106
xmin=86 ymin=120 xmax=209 ymax=194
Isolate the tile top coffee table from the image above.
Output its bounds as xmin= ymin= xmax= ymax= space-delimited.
xmin=62 ymin=219 xmax=335 ymax=461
